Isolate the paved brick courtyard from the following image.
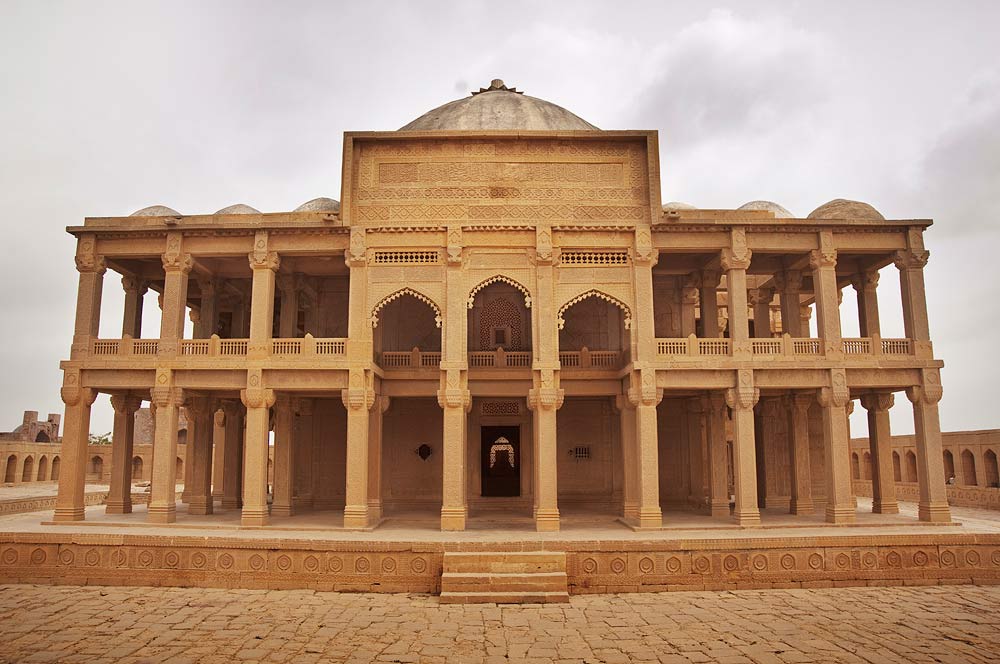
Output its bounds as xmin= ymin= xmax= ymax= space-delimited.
xmin=0 ymin=584 xmax=998 ymax=663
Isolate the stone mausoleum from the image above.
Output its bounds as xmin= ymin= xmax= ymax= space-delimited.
xmin=53 ymin=79 xmax=952 ymax=537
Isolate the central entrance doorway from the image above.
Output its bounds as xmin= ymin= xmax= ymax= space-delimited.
xmin=481 ymin=426 xmax=520 ymax=497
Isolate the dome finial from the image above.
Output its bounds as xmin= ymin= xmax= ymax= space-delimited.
xmin=472 ymin=78 xmax=522 ymax=96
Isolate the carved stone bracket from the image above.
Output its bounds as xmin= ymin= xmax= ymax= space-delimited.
xmin=894 ymin=249 xmax=929 ymax=271
xmin=110 ymin=394 xmax=143 ymax=415
xmin=907 ymin=368 xmax=943 ymax=405
xmin=725 ymin=369 xmax=759 ymax=411
xmin=527 ymin=387 xmax=564 ymax=412
xmin=809 ymin=248 xmax=837 ymax=270
xmin=446 ymin=226 xmax=463 ymax=265
xmin=816 ymin=368 xmax=851 ymax=409
xmin=535 ymin=226 xmax=554 ymax=264
xmin=860 ymin=391 xmax=895 ymax=412
xmin=347 ymin=227 xmax=366 ymax=266
xmin=627 ymin=369 xmax=662 ymax=408
xmin=74 ymin=235 xmax=105 ymax=274
xmin=720 ymin=247 xmax=751 ymax=271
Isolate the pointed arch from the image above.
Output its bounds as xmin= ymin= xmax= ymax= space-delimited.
xmin=370 ymin=288 xmax=442 ymax=328
xmin=467 ymin=275 xmax=532 ymax=309
xmin=557 ymin=289 xmax=632 ymax=330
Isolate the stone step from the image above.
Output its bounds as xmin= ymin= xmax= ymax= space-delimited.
xmin=442 ymin=551 xmax=566 ymax=574
xmin=440 ymin=552 xmax=569 ymax=604
xmin=439 ymin=591 xmax=570 ymax=604
xmin=441 ymin=572 xmax=568 ymax=593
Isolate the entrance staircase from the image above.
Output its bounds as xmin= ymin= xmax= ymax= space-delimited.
xmin=439 ymin=551 xmax=570 ymax=604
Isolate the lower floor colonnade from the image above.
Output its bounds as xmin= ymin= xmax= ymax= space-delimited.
xmin=51 ymin=384 xmax=952 ymax=531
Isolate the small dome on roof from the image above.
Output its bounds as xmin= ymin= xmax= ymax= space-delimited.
xmin=130 ymin=205 xmax=180 ymax=217
xmin=294 ymin=197 xmax=341 ymax=213
xmin=215 ymin=204 xmax=260 ymax=215
xmin=738 ymin=200 xmax=794 ymax=217
xmin=808 ymin=199 xmax=884 ymax=221
xmin=400 ymin=79 xmax=597 ymax=131
xmin=662 ymin=201 xmax=697 ymax=211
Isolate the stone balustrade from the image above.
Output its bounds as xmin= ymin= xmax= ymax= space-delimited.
xmin=89 ymin=335 xmax=347 ymax=360
xmin=656 ymin=335 xmax=913 ymax=360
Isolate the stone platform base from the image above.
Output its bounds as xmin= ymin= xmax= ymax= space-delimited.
xmin=1 ymin=530 xmax=999 ymax=595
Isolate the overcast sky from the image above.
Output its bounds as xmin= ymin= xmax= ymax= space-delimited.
xmin=1 ymin=1 xmax=997 ymax=437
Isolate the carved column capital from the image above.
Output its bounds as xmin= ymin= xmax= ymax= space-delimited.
xmin=720 ymin=248 xmax=751 ymax=271
xmin=162 ymin=252 xmax=194 ymax=274
xmin=809 ymin=248 xmax=837 ymax=270
xmin=110 ymin=394 xmax=143 ymax=415
xmin=860 ymin=391 xmax=894 ymax=412
xmin=851 ymin=269 xmax=880 ymax=293
xmin=150 ymin=386 xmax=185 ymax=409
xmin=248 ymin=251 xmax=280 ymax=272
xmin=121 ymin=275 xmax=148 ymax=296
xmin=75 ymin=254 xmax=106 ymax=275
xmin=241 ymin=387 xmax=276 ymax=410
xmin=726 ymin=369 xmax=759 ymax=410
xmin=894 ymin=249 xmax=929 ymax=270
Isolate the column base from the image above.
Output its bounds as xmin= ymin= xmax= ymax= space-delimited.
xmin=440 ymin=506 xmax=467 ymax=531
xmin=105 ymin=500 xmax=132 ymax=515
xmin=622 ymin=501 xmax=639 ymax=522
xmin=147 ymin=504 xmax=176 ymax=524
xmin=872 ymin=499 xmax=899 ymax=515
xmin=343 ymin=504 xmax=370 ymax=529
xmin=535 ymin=508 xmax=560 ymax=532
xmin=636 ymin=507 xmax=662 ymax=529
xmin=367 ymin=499 xmax=383 ymax=524
xmin=825 ymin=504 xmax=856 ymax=524
xmin=211 ymin=489 xmax=224 ymax=498
xmin=734 ymin=508 xmax=760 ymax=526
xmin=789 ymin=498 xmax=814 ymax=515
xmin=918 ymin=502 xmax=951 ymax=523
xmin=53 ymin=506 xmax=85 ymax=522
xmin=220 ymin=497 xmax=242 ymax=510
xmin=271 ymin=504 xmax=295 ymax=517
xmin=180 ymin=490 xmax=191 ymax=504
xmin=187 ymin=497 xmax=214 ymax=516
xmin=241 ymin=507 xmax=270 ymax=527
xmin=709 ymin=499 xmax=731 ymax=518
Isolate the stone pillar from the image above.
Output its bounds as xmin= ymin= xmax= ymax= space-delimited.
xmin=809 ymin=237 xmax=843 ymax=357
xmin=529 ymin=383 xmax=563 ymax=531
xmin=818 ymin=369 xmax=855 ymax=523
xmin=221 ymin=402 xmax=244 ymax=509
xmin=106 ymin=394 xmax=141 ymax=514
xmin=722 ymin=232 xmax=752 ymax=354
xmin=861 ymin=392 xmax=898 ymax=514
xmin=800 ymin=304 xmax=813 ymax=338
xmin=186 ymin=397 xmax=214 ymax=515
xmin=158 ymin=244 xmax=193 ymax=358
xmin=241 ymin=373 xmax=275 ymax=526
xmin=439 ymin=384 xmax=470 ymax=531
xmin=786 ymin=393 xmax=814 ymax=515
xmin=53 ymin=380 xmax=96 ymax=521
xmin=367 ymin=396 xmax=388 ymax=522
xmin=895 ymin=245 xmax=933 ymax=357
xmin=121 ymin=276 xmax=146 ymax=339
xmin=69 ymin=237 xmax=105 ymax=360
xmin=907 ymin=370 xmax=951 ymax=522
xmin=616 ymin=395 xmax=638 ymax=522
xmin=698 ymin=270 xmax=721 ymax=338
xmin=295 ymin=398 xmax=315 ymax=510
xmin=341 ymin=381 xmax=371 ymax=528
xmin=679 ymin=276 xmax=698 ymax=337
xmin=852 ymin=270 xmax=881 ymax=337
xmin=726 ymin=370 xmax=760 ymax=525
xmin=211 ymin=407 xmax=225 ymax=498
xmin=181 ymin=419 xmax=194 ymax=503
xmin=277 ymin=274 xmax=299 ymax=338
xmin=775 ymin=270 xmax=802 ymax=337
xmin=750 ymin=287 xmax=774 ymax=338
xmin=148 ymin=371 xmax=184 ymax=524
xmin=686 ymin=398 xmax=706 ymax=509
xmin=271 ymin=395 xmax=296 ymax=517
xmin=247 ymin=234 xmax=279 ymax=359
xmin=195 ymin=277 xmax=218 ymax=339
xmin=705 ymin=393 xmax=729 ymax=518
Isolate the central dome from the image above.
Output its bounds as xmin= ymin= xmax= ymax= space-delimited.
xmin=400 ymin=79 xmax=598 ymax=131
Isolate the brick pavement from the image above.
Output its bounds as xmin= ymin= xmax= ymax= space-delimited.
xmin=0 ymin=584 xmax=997 ymax=663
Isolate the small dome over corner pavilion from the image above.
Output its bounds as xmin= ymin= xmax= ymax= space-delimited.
xmin=294 ymin=197 xmax=341 ymax=213
xmin=807 ymin=198 xmax=884 ymax=221
xmin=400 ymin=79 xmax=598 ymax=131
xmin=130 ymin=205 xmax=180 ymax=217
xmin=215 ymin=204 xmax=261 ymax=215
xmin=738 ymin=200 xmax=795 ymax=218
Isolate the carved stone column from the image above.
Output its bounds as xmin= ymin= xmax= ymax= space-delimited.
xmin=186 ymin=397 xmax=215 ymax=515
xmin=367 ymin=396 xmax=389 ymax=523
xmin=148 ymin=370 xmax=184 ymax=523
xmin=615 ymin=395 xmax=638 ymax=522
xmin=248 ymin=233 xmax=280 ymax=359
xmin=852 ymin=270 xmax=881 ymax=337
xmin=271 ymin=395 xmax=296 ymax=517
xmin=211 ymin=407 xmax=225 ymax=498
xmin=277 ymin=274 xmax=300 ymax=338
xmin=722 ymin=232 xmax=752 ymax=356
xmin=221 ymin=401 xmax=244 ymax=510
xmin=294 ymin=398 xmax=315 ymax=510
xmin=818 ymin=369 xmax=855 ymax=523
xmin=686 ymin=397 xmax=706 ymax=509
xmin=121 ymin=276 xmax=147 ymax=339
xmin=439 ymin=380 xmax=470 ymax=531
xmin=786 ymin=393 xmax=814 ymax=515
xmin=528 ymin=378 xmax=564 ymax=532
xmin=680 ymin=276 xmax=698 ymax=337
xmin=53 ymin=374 xmax=96 ymax=522
xmin=895 ymin=243 xmax=933 ymax=357
xmin=158 ymin=238 xmax=193 ymax=358
xmin=727 ymin=370 xmax=760 ymax=525
xmin=810 ymin=235 xmax=843 ymax=357
xmin=907 ymin=369 xmax=951 ymax=522
xmin=241 ymin=369 xmax=275 ymax=526
xmin=342 ymin=373 xmax=373 ymax=528
xmin=106 ymin=394 xmax=142 ymax=514
xmin=195 ymin=277 xmax=218 ymax=339
xmin=698 ymin=270 xmax=722 ymax=338
xmin=705 ymin=392 xmax=730 ymax=518
xmin=775 ymin=270 xmax=802 ymax=337
xmin=70 ymin=236 xmax=105 ymax=360
xmin=861 ymin=392 xmax=898 ymax=514
xmin=750 ymin=287 xmax=774 ymax=338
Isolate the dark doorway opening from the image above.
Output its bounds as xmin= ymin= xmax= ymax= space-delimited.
xmin=481 ymin=426 xmax=520 ymax=497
